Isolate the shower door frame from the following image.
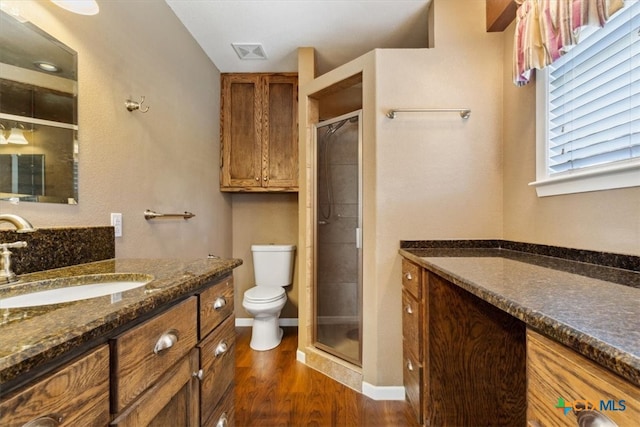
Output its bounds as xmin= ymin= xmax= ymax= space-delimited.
xmin=311 ymin=110 xmax=363 ymax=366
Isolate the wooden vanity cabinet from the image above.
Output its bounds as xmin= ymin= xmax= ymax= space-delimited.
xmin=527 ymin=329 xmax=640 ymax=427
xmin=401 ymin=259 xmax=527 ymax=426
xmin=220 ymin=73 xmax=298 ymax=192
xmin=0 ymin=275 xmax=236 ymax=427
xmin=0 ymin=345 xmax=110 ymax=427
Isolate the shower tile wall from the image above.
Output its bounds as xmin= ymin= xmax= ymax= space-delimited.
xmin=317 ymin=124 xmax=359 ymax=323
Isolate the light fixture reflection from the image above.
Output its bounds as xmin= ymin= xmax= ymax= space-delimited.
xmin=7 ymin=126 xmax=29 ymax=145
xmin=51 ymin=0 xmax=99 ymax=16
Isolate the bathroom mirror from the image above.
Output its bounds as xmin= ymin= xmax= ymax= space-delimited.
xmin=0 ymin=9 xmax=78 ymax=204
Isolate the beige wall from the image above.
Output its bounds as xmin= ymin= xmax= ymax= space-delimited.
xmin=0 ymin=0 xmax=232 ymax=259
xmin=231 ymin=193 xmax=299 ymax=319
xmin=502 ymin=23 xmax=640 ymax=256
xmin=371 ymin=0 xmax=504 ymax=386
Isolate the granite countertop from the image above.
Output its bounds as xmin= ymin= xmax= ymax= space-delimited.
xmin=399 ymin=245 xmax=640 ymax=388
xmin=0 ymin=257 xmax=242 ymax=390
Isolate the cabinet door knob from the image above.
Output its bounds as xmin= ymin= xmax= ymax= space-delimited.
xmin=405 ymin=304 xmax=413 ymax=314
xmin=263 ymin=176 xmax=268 ymax=181
xmin=213 ymin=297 xmax=227 ymax=310
xmin=192 ymin=369 xmax=204 ymax=381
xmin=215 ymin=341 xmax=229 ymax=357
xmin=22 ymin=415 xmax=63 ymax=427
xmin=406 ymin=359 xmax=414 ymax=372
xmin=216 ymin=413 xmax=229 ymax=427
xmin=255 ymin=177 xmax=259 ymax=181
xmin=405 ymin=272 xmax=413 ymax=281
xmin=153 ymin=329 xmax=179 ymax=354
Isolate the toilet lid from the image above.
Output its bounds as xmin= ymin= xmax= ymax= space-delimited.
xmin=244 ymin=286 xmax=286 ymax=303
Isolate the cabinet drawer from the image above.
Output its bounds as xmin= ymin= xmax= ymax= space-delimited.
xmin=199 ymin=276 xmax=234 ymax=338
xmin=402 ymin=259 xmax=421 ymax=299
xmin=402 ymin=289 xmax=422 ymax=361
xmin=0 ymin=345 xmax=110 ymax=427
xmin=203 ymin=384 xmax=235 ymax=427
xmin=527 ymin=329 xmax=640 ymax=427
xmin=403 ymin=349 xmax=422 ymax=425
xmin=198 ymin=315 xmax=235 ymax=425
xmin=112 ymin=297 xmax=198 ymax=412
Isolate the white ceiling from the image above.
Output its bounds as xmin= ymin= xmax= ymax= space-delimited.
xmin=165 ymin=0 xmax=431 ymax=75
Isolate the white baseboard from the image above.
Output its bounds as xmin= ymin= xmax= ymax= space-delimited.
xmin=361 ymin=382 xmax=406 ymax=401
xmin=235 ymin=317 xmax=298 ymax=327
xmin=296 ymin=349 xmax=306 ymax=363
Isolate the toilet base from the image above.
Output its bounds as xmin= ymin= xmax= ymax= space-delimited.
xmin=250 ymin=318 xmax=284 ymax=351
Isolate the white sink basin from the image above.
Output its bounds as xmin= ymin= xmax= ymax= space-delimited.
xmin=0 ymin=274 xmax=154 ymax=309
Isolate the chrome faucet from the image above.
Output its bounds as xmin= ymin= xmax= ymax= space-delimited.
xmin=0 ymin=214 xmax=36 ymax=233
xmin=0 ymin=241 xmax=27 ymax=284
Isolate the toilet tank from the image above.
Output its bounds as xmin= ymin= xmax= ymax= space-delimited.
xmin=252 ymin=244 xmax=296 ymax=287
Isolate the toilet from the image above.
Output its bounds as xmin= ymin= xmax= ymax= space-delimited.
xmin=242 ymin=244 xmax=296 ymax=351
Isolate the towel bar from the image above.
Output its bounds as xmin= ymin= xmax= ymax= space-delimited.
xmin=144 ymin=210 xmax=195 ymax=220
xmin=387 ymin=108 xmax=471 ymax=119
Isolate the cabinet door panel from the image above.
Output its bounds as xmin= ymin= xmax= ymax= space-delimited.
xmin=262 ymin=74 xmax=298 ymax=188
xmin=221 ymin=74 xmax=262 ymax=188
xmin=111 ymin=349 xmax=199 ymax=427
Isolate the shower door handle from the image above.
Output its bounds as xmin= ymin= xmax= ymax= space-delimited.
xmin=355 ymin=227 xmax=362 ymax=249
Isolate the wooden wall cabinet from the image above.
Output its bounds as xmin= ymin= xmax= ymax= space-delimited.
xmin=401 ymin=260 xmax=527 ymax=426
xmin=220 ymin=73 xmax=298 ymax=192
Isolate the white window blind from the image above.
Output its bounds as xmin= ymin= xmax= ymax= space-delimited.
xmin=546 ymin=1 xmax=640 ymax=176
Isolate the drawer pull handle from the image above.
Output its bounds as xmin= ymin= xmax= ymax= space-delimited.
xmin=405 ymin=304 xmax=413 ymax=314
xmin=216 ymin=413 xmax=229 ymax=427
xmin=405 ymin=272 xmax=413 ymax=281
xmin=213 ymin=297 xmax=227 ymax=310
xmin=406 ymin=359 xmax=414 ymax=372
xmin=154 ymin=329 xmax=179 ymax=354
xmin=192 ymin=369 xmax=204 ymax=381
xmin=215 ymin=341 xmax=229 ymax=357
xmin=22 ymin=415 xmax=63 ymax=427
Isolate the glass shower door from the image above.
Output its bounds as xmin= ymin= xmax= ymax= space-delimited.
xmin=314 ymin=111 xmax=362 ymax=366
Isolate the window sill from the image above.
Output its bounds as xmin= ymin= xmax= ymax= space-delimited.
xmin=529 ymin=162 xmax=640 ymax=197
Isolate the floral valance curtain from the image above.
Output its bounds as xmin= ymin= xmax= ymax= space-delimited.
xmin=513 ymin=0 xmax=626 ymax=85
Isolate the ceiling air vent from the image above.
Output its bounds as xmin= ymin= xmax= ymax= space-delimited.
xmin=231 ymin=43 xmax=267 ymax=60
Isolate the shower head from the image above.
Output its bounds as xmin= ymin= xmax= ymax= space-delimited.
xmin=325 ymin=116 xmax=356 ymax=136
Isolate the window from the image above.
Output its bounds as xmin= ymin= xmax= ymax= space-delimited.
xmin=531 ymin=1 xmax=640 ymax=197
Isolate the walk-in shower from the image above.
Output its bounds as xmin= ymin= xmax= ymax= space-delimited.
xmin=313 ymin=111 xmax=362 ymax=365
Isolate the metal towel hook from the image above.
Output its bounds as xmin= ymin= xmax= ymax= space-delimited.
xmin=125 ymin=96 xmax=150 ymax=113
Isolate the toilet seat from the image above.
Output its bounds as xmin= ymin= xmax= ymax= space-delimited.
xmin=244 ymin=286 xmax=285 ymax=304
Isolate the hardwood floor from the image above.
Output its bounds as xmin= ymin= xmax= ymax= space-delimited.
xmin=234 ymin=327 xmax=418 ymax=427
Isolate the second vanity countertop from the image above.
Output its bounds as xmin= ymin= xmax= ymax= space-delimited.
xmin=0 ymin=257 xmax=242 ymax=391
xmin=399 ymin=245 xmax=640 ymax=388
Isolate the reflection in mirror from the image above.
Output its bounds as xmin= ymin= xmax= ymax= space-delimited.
xmin=0 ymin=9 xmax=78 ymax=204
